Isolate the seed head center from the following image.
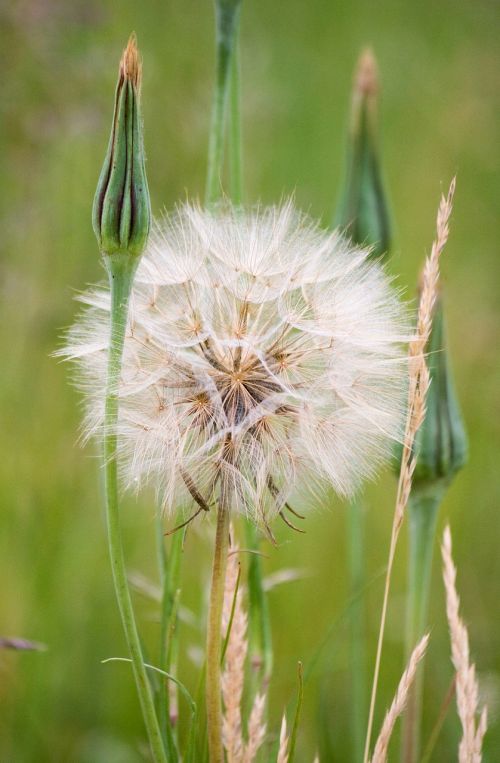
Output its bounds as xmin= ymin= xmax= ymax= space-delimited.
xmin=231 ymin=370 xmax=245 ymax=383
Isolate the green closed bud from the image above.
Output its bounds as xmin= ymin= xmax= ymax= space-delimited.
xmin=92 ymin=34 xmax=151 ymax=258
xmin=412 ymin=294 xmax=468 ymax=489
xmin=335 ymin=49 xmax=391 ymax=261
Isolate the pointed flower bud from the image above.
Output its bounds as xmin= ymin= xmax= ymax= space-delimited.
xmin=92 ymin=34 xmax=151 ymax=258
xmin=335 ymin=49 xmax=391 ymax=260
xmin=412 ymin=294 xmax=468 ymax=490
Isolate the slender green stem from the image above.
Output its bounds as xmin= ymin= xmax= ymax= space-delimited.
xmin=363 ymin=514 xmax=399 ymax=763
xmin=229 ymin=36 xmax=243 ymax=205
xmin=221 ymin=564 xmax=241 ymax=664
xmin=206 ymin=496 xmax=231 ymax=763
xmin=420 ymin=676 xmax=456 ymax=763
xmin=288 ymin=662 xmax=304 ymax=763
xmin=157 ymin=520 xmax=183 ymax=757
xmin=347 ymin=493 xmax=367 ymax=763
xmin=104 ymin=253 xmax=167 ymax=763
xmin=205 ymin=0 xmax=242 ymax=206
xmin=245 ymin=521 xmax=273 ymax=688
xmin=401 ymin=486 xmax=443 ymax=763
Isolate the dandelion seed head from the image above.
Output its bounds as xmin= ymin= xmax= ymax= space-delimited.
xmin=61 ymin=202 xmax=409 ymax=527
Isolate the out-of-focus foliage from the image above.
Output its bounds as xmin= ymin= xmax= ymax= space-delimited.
xmin=0 ymin=1 xmax=499 ymax=761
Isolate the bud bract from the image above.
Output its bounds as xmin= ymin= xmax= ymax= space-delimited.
xmin=92 ymin=35 xmax=151 ymax=258
xmin=413 ymin=295 xmax=468 ymax=489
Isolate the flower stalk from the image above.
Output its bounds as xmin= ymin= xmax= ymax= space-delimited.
xmin=104 ymin=255 xmax=166 ymax=763
xmin=335 ymin=48 xmax=391 ymax=763
xmin=96 ymin=37 xmax=165 ymax=763
xmin=206 ymin=0 xmax=243 ymax=206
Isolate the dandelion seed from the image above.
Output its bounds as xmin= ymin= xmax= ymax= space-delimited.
xmin=60 ymin=202 xmax=408 ymax=527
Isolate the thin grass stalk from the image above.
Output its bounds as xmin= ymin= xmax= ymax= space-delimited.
xmin=167 ymin=589 xmax=182 ymax=729
xmin=348 ymin=493 xmax=367 ymax=762
xmin=206 ymin=494 xmax=231 ymax=762
xmin=363 ymin=179 xmax=455 ymax=763
xmin=221 ymin=563 xmax=242 ymax=664
xmin=245 ymin=521 xmax=273 ymax=689
xmin=420 ymin=676 xmax=456 ymax=763
xmin=370 ymin=634 xmax=429 ymax=763
xmin=193 ymin=661 xmax=208 ymax=761
xmin=303 ymin=565 xmax=386 ymax=684
xmin=157 ymin=515 xmax=183 ymax=755
xmin=206 ymin=0 xmax=242 ymax=206
xmin=287 ymin=662 xmax=304 ymax=763
xmin=157 ymin=525 xmax=183 ymax=747
xmin=104 ymin=253 xmax=166 ymax=763
xmin=155 ymin=509 xmax=168 ymax=735
xmin=106 ymin=657 xmax=199 ymax=763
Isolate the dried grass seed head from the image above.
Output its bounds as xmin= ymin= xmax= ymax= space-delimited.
xmin=61 ymin=202 xmax=409 ymax=526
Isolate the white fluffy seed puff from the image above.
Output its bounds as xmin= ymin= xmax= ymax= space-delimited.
xmin=61 ymin=203 xmax=409 ymax=534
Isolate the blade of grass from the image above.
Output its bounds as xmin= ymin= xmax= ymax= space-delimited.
xmin=246 ymin=521 xmax=273 ymax=687
xmin=287 ymin=662 xmax=304 ymax=763
xmin=157 ymin=525 xmax=184 ymax=745
xmin=221 ymin=564 xmax=241 ymax=664
xmin=102 ymin=657 xmax=196 ymax=720
xmin=420 ymin=676 xmax=456 ymax=763
xmin=347 ymin=493 xmax=368 ymax=763
xmin=303 ymin=565 xmax=386 ymax=684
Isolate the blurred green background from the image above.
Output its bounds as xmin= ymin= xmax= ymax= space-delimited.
xmin=1 ymin=0 xmax=499 ymax=760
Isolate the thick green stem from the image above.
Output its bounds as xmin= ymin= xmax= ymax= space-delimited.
xmin=104 ymin=253 xmax=167 ymax=763
xmin=205 ymin=1 xmax=242 ymax=206
xmin=401 ymin=486 xmax=443 ymax=763
xmin=206 ymin=497 xmax=231 ymax=763
xmin=347 ymin=494 xmax=367 ymax=763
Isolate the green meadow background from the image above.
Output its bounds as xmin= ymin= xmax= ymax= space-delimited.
xmin=1 ymin=1 xmax=499 ymax=760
